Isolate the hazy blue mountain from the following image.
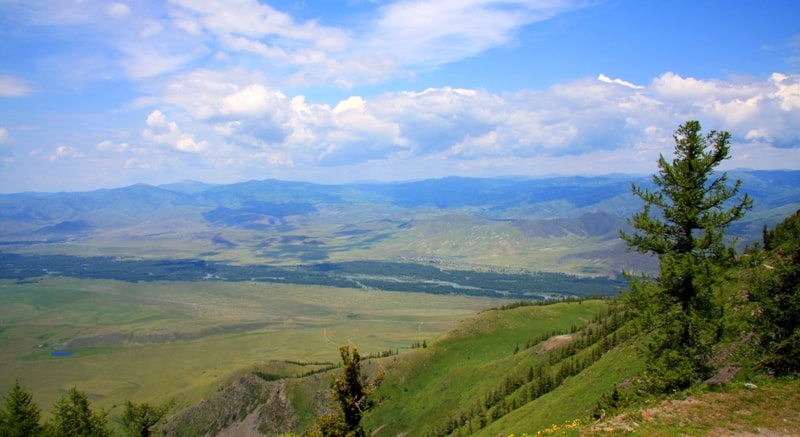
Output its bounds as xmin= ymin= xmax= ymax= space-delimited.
xmin=1 ymin=170 xmax=797 ymax=276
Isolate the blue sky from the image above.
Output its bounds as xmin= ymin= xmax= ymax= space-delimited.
xmin=1 ymin=0 xmax=799 ymax=192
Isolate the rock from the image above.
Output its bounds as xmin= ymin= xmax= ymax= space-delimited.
xmin=703 ymin=366 xmax=740 ymax=387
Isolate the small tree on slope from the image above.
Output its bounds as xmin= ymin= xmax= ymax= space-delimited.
xmin=620 ymin=120 xmax=752 ymax=392
xmin=310 ymin=345 xmax=383 ymax=437
xmin=120 ymin=399 xmax=174 ymax=437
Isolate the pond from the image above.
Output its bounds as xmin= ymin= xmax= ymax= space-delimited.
xmin=50 ymin=350 xmax=74 ymax=357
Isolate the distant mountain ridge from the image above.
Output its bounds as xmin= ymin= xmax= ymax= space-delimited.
xmin=1 ymin=171 xmax=797 ymax=276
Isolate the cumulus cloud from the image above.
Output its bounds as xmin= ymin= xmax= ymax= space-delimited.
xmin=0 ymin=75 xmax=32 ymax=97
xmin=45 ymin=145 xmax=83 ymax=162
xmin=221 ymin=84 xmax=287 ymax=118
xmin=142 ymin=110 xmax=207 ymax=153
xmin=141 ymin=70 xmax=799 ymax=178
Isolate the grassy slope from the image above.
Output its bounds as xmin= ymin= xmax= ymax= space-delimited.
xmin=364 ymin=300 xmax=615 ymax=436
xmin=350 ymin=300 xmax=797 ymax=437
xmin=215 ymin=292 xmax=800 ymax=437
xmin=483 ymin=344 xmax=644 ymax=436
xmin=585 ymin=378 xmax=800 ymax=436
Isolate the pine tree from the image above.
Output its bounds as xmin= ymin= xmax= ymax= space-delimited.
xmin=310 ymin=345 xmax=383 ymax=437
xmin=45 ymin=388 xmax=111 ymax=437
xmin=621 ymin=120 xmax=752 ymax=392
xmin=747 ymin=210 xmax=800 ymax=375
xmin=120 ymin=399 xmax=173 ymax=437
xmin=0 ymin=381 xmax=42 ymax=437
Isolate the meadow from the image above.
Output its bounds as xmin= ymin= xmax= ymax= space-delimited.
xmin=0 ymin=277 xmax=500 ymax=418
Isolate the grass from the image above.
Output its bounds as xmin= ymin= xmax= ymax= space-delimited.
xmin=364 ymin=300 xmax=615 ymax=436
xmin=584 ymin=378 xmax=800 ymax=436
xmin=0 ymin=277 xmax=499 ymax=418
xmin=11 ymin=210 xmax=631 ymax=276
xmin=484 ymin=343 xmax=645 ymax=436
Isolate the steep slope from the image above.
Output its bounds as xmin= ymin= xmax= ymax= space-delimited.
xmin=171 ymin=300 xmax=628 ymax=436
xmin=365 ymin=300 xmax=632 ymax=436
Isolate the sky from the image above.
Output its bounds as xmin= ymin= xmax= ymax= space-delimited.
xmin=1 ymin=0 xmax=799 ymax=193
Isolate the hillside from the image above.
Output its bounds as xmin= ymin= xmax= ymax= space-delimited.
xmin=167 ymin=296 xmax=799 ymax=437
xmin=162 ymin=299 xmax=633 ymax=436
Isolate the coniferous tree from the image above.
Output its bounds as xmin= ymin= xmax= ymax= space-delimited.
xmin=120 ymin=400 xmax=173 ymax=437
xmin=45 ymin=388 xmax=111 ymax=437
xmin=621 ymin=120 xmax=752 ymax=392
xmin=0 ymin=381 xmax=42 ymax=437
xmin=747 ymin=210 xmax=800 ymax=375
xmin=310 ymin=345 xmax=383 ymax=437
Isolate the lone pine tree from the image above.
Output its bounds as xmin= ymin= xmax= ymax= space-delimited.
xmin=310 ymin=345 xmax=383 ymax=437
xmin=621 ymin=120 xmax=752 ymax=392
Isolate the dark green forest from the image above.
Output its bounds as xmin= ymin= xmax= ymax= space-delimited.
xmin=0 ymin=255 xmax=626 ymax=298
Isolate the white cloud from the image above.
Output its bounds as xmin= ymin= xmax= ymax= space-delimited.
xmin=169 ymin=0 xmax=350 ymax=49
xmin=96 ymin=140 xmax=130 ymax=152
xmin=0 ymin=128 xmax=8 ymax=143
xmin=139 ymin=70 xmax=800 ymax=178
xmin=367 ymin=0 xmax=583 ymax=67
xmin=597 ymin=74 xmax=643 ymax=90
xmin=1 ymin=0 xmax=593 ymax=89
xmin=142 ymin=110 xmax=207 ymax=153
xmin=106 ymin=3 xmax=131 ymax=20
xmin=165 ymin=0 xmax=355 ymax=85
xmin=771 ymin=72 xmax=800 ymax=111
xmin=154 ymin=0 xmax=595 ymax=87
xmin=119 ymin=43 xmax=196 ymax=79
xmin=45 ymin=145 xmax=83 ymax=162
xmin=0 ymin=75 xmax=32 ymax=97
xmin=156 ymin=69 xmax=267 ymax=119
xmin=221 ymin=84 xmax=287 ymax=118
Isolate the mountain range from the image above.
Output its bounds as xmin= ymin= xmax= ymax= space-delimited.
xmin=2 ymin=170 xmax=798 ymax=276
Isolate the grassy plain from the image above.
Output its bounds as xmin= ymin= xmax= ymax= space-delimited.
xmin=10 ymin=207 xmax=637 ymax=276
xmin=0 ymin=277 xmax=500 ymax=418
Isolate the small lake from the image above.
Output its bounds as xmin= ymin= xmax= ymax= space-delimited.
xmin=50 ymin=350 xmax=74 ymax=357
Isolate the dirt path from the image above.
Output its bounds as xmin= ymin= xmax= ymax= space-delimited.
xmin=537 ymin=334 xmax=573 ymax=354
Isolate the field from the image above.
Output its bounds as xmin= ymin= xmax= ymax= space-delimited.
xmin=0 ymin=277 xmax=500 ymax=418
